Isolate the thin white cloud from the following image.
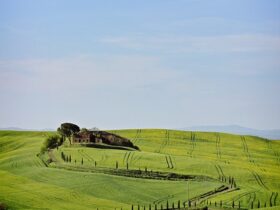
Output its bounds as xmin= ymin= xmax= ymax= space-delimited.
xmin=0 ymin=55 xmax=175 ymax=93
xmin=101 ymin=34 xmax=280 ymax=53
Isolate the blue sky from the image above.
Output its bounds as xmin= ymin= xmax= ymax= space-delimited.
xmin=0 ymin=0 xmax=280 ymax=130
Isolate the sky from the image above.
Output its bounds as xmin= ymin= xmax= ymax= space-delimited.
xmin=0 ymin=0 xmax=280 ymax=130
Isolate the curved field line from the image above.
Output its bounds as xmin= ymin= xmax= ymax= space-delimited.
xmin=130 ymin=153 xmax=142 ymax=165
xmin=216 ymin=133 xmax=221 ymax=160
xmin=267 ymin=140 xmax=280 ymax=166
xmin=126 ymin=152 xmax=131 ymax=164
xmin=215 ymin=164 xmax=225 ymax=180
xmin=223 ymin=190 xmax=256 ymax=210
xmin=132 ymin=129 xmax=141 ymax=145
xmin=80 ymin=150 xmax=95 ymax=162
xmin=217 ymin=164 xmax=225 ymax=177
xmin=274 ymin=192 xmax=278 ymax=205
xmin=251 ymin=170 xmax=268 ymax=190
xmin=241 ymin=136 xmax=255 ymax=164
xmin=270 ymin=192 xmax=275 ymax=206
xmin=128 ymin=152 xmax=135 ymax=164
xmin=168 ymin=155 xmax=174 ymax=169
xmin=77 ymin=149 xmax=91 ymax=162
xmin=165 ymin=155 xmax=170 ymax=168
xmin=184 ymin=185 xmax=237 ymax=206
xmin=157 ymin=130 xmax=169 ymax=153
xmin=215 ymin=165 xmax=222 ymax=179
xmin=122 ymin=152 xmax=128 ymax=165
xmin=164 ymin=155 xmax=174 ymax=169
xmin=187 ymin=132 xmax=196 ymax=158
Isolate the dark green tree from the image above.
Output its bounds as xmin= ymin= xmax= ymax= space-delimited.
xmin=57 ymin=122 xmax=80 ymax=144
xmin=42 ymin=135 xmax=62 ymax=152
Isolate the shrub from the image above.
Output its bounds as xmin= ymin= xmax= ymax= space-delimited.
xmin=41 ymin=134 xmax=63 ymax=153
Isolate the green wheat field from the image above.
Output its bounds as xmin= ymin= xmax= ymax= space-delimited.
xmin=0 ymin=129 xmax=280 ymax=210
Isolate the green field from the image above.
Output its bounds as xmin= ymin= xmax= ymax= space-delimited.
xmin=0 ymin=129 xmax=280 ymax=210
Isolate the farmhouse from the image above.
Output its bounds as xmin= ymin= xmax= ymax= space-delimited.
xmin=71 ymin=130 xmax=138 ymax=149
xmin=72 ymin=131 xmax=95 ymax=143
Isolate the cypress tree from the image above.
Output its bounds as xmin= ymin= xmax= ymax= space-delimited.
xmin=239 ymin=201 xmax=240 ymax=209
xmin=149 ymin=204 xmax=151 ymax=210
xmin=131 ymin=205 xmax=134 ymax=210
xmin=127 ymin=162 xmax=129 ymax=170
xmin=257 ymin=200 xmax=260 ymax=208
xmin=116 ymin=161 xmax=118 ymax=169
xmin=154 ymin=204 xmax=157 ymax=210
xmin=81 ymin=158 xmax=83 ymax=165
xmin=166 ymin=200 xmax=169 ymax=210
xmin=172 ymin=202 xmax=174 ymax=209
xmin=177 ymin=200 xmax=180 ymax=209
xmin=232 ymin=200 xmax=235 ymax=208
xmin=251 ymin=201 xmax=254 ymax=209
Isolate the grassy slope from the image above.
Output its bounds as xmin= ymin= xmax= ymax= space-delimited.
xmin=0 ymin=129 xmax=280 ymax=209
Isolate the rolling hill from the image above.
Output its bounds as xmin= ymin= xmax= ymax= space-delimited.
xmin=0 ymin=129 xmax=280 ymax=210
